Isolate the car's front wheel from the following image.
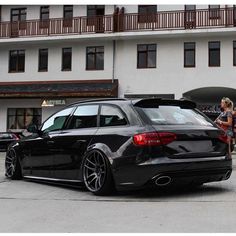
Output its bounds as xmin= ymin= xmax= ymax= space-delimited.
xmin=82 ymin=150 xmax=114 ymax=195
xmin=5 ymin=149 xmax=22 ymax=180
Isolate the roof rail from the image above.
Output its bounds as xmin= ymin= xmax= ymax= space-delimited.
xmin=68 ymin=98 xmax=128 ymax=107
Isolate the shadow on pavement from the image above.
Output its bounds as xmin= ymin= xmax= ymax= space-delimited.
xmin=116 ymin=184 xmax=231 ymax=200
xmin=23 ymin=177 xmax=232 ymax=201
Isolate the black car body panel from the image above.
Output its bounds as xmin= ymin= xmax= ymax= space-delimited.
xmin=0 ymin=132 xmax=20 ymax=151
xmin=5 ymin=98 xmax=232 ymax=193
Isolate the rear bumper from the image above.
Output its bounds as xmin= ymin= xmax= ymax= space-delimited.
xmin=112 ymin=156 xmax=232 ymax=191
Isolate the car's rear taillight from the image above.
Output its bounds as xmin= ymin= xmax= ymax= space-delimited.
xmin=133 ymin=132 xmax=176 ymax=146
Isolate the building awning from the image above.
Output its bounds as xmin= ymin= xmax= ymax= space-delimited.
xmin=0 ymin=80 xmax=118 ymax=98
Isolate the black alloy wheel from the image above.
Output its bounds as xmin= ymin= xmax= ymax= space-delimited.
xmin=83 ymin=150 xmax=114 ymax=195
xmin=5 ymin=149 xmax=22 ymax=180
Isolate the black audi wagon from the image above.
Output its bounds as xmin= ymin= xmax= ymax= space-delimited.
xmin=5 ymin=98 xmax=232 ymax=195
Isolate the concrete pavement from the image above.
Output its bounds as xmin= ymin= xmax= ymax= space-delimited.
xmin=0 ymin=152 xmax=236 ymax=232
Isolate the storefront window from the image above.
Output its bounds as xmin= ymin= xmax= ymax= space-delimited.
xmin=7 ymin=108 xmax=42 ymax=130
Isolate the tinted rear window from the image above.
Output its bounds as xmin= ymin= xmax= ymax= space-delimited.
xmin=141 ymin=106 xmax=213 ymax=126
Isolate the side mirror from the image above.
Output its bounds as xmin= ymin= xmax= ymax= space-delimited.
xmin=27 ymin=124 xmax=39 ymax=133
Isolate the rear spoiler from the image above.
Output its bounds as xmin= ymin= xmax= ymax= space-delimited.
xmin=132 ymin=98 xmax=196 ymax=109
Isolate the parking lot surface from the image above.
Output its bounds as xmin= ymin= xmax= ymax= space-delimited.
xmin=0 ymin=152 xmax=236 ymax=233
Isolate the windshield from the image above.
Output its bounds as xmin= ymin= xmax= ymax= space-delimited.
xmin=141 ymin=106 xmax=213 ymax=126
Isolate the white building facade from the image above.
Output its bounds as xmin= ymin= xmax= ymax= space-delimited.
xmin=0 ymin=4 xmax=236 ymax=131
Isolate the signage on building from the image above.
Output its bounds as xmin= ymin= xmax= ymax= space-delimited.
xmin=41 ymin=99 xmax=66 ymax=107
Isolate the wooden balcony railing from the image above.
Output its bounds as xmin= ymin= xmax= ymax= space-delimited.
xmin=0 ymin=7 xmax=235 ymax=39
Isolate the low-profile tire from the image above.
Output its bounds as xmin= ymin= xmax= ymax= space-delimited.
xmin=5 ymin=149 xmax=22 ymax=180
xmin=82 ymin=150 xmax=114 ymax=196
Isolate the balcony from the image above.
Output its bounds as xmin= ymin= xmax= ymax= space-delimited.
xmin=0 ymin=7 xmax=235 ymax=39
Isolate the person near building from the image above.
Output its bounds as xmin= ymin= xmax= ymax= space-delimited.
xmin=232 ymin=107 xmax=236 ymax=144
xmin=215 ymin=97 xmax=234 ymax=148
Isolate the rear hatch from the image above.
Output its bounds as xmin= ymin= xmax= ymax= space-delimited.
xmin=133 ymin=98 xmax=228 ymax=158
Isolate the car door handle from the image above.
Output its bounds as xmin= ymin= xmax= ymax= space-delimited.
xmin=47 ymin=140 xmax=55 ymax=145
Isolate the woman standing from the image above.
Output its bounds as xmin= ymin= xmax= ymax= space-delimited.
xmin=215 ymin=97 xmax=234 ymax=147
xmin=232 ymin=107 xmax=236 ymax=144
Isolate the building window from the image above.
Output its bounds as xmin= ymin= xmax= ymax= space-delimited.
xmin=9 ymin=50 xmax=25 ymax=73
xmin=40 ymin=6 xmax=49 ymax=28
xmin=38 ymin=49 xmax=48 ymax=72
xmin=63 ymin=5 xmax=73 ymax=27
xmin=209 ymin=41 xmax=220 ymax=67
xmin=234 ymin=5 xmax=236 ymax=26
xmin=86 ymin=46 xmax=104 ymax=70
xmin=234 ymin=41 xmax=236 ymax=66
xmin=137 ymin=44 xmax=156 ymax=69
xmin=62 ymin=48 xmax=72 ymax=71
xmin=184 ymin=5 xmax=196 ymax=28
xmin=209 ymin=5 xmax=220 ymax=19
xmin=87 ymin=5 xmax=105 ymax=26
xmin=7 ymin=108 xmax=42 ymax=130
xmin=87 ymin=5 xmax=105 ymax=16
xmin=184 ymin=42 xmax=195 ymax=67
xmin=185 ymin=5 xmax=196 ymax=11
xmin=138 ymin=5 xmax=157 ymax=23
xmin=11 ymin=8 xmax=27 ymax=30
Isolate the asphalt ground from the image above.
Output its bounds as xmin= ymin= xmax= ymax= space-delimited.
xmin=0 ymin=152 xmax=235 ymax=233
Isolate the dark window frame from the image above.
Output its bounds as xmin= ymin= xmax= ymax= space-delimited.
xmin=234 ymin=41 xmax=236 ymax=66
xmin=137 ymin=44 xmax=157 ymax=69
xmin=184 ymin=42 xmax=196 ymax=68
xmin=86 ymin=46 xmax=104 ymax=70
xmin=87 ymin=5 xmax=105 ymax=16
xmin=87 ymin=5 xmax=105 ymax=26
xmin=184 ymin=5 xmax=196 ymax=28
xmin=9 ymin=49 xmax=25 ymax=73
xmin=209 ymin=5 xmax=221 ymax=19
xmin=234 ymin=5 xmax=236 ymax=26
xmin=185 ymin=5 xmax=196 ymax=11
xmin=10 ymin=8 xmax=27 ymax=30
xmin=40 ymin=6 xmax=49 ymax=28
xmin=63 ymin=5 xmax=73 ymax=27
xmin=138 ymin=5 xmax=157 ymax=23
xmin=7 ymin=108 xmax=42 ymax=130
xmin=208 ymin=41 xmax=220 ymax=67
xmin=61 ymin=47 xmax=72 ymax=71
xmin=38 ymin=48 xmax=48 ymax=72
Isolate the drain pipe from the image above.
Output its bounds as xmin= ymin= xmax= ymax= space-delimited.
xmin=112 ymin=39 xmax=116 ymax=84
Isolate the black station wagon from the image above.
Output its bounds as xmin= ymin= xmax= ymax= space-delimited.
xmin=5 ymin=98 xmax=232 ymax=195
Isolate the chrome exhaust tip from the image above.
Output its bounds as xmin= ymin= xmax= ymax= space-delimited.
xmin=155 ymin=176 xmax=172 ymax=186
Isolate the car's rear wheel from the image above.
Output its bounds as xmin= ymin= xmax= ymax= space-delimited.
xmin=5 ymin=149 xmax=22 ymax=180
xmin=82 ymin=150 xmax=114 ymax=195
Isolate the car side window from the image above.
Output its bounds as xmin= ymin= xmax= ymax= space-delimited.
xmin=100 ymin=105 xmax=128 ymax=127
xmin=68 ymin=105 xmax=99 ymax=129
xmin=41 ymin=107 xmax=74 ymax=133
